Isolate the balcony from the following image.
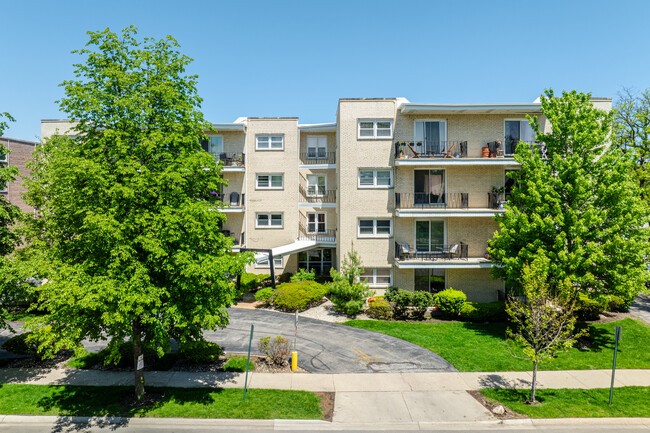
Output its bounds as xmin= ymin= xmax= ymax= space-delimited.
xmin=215 ymin=192 xmax=245 ymax=212
xmin=299 ymin=185 xmax=336 ymax=206
xmin=394 ymin=139 xmax=523 ymax=166
xmin=218 ymin=152 xmax=245 ymax=171
xmin=395 ymin=141 xmax=468 ymax=159
xmin=298 ymin=221 xmax=336 ymax=244
xmin=221 ymin=230 xmax=245 ymax=247
xmin=394 ymin=241 xmax=492 ymax=269
xmin=394 ymin=192 xmax=504 ymax=217
xmin=299 ymin=151 xmax=336 ymax=167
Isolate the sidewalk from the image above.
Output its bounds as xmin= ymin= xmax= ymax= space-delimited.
xmin=1 ymin=367 xmax=649 ymax=426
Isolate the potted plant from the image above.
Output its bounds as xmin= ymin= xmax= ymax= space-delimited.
xmin=396 ymin=141 xmax=406 ymax=158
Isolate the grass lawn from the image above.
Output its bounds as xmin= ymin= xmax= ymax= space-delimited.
xmin=481 ymin=387 xmax=650 ymax=418
xmin=345 ymin=318 xmax=650 ymax=371
xmin=0 ymin=384 xmax=323 ymax=419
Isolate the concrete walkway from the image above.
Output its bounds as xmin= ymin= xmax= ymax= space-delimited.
xmin=1 ymin=367 xmax=649 ymax=426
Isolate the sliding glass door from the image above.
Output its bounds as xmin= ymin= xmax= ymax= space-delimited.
xmin=415 ymin=120 xmax=447 ymax=155
xmin=415 ymin=220 xmax=445 ymax=253
xmin=414 ymin=269 xmax=445 ymax=293
xmin=414 ymin=169 xmax=445 ymax=205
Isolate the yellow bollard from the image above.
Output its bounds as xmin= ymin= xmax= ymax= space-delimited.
xmin=291 ymin=351 xmax=298 ymax=372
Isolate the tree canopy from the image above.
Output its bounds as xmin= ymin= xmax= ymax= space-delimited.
xmin=489 ymin=89 xmax=649 ymax=303
xmin=24 ymin=27 xmax=251 ymax=398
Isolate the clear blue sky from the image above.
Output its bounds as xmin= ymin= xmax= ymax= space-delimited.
xmin=1 ymin=0 xmax=649 ymax=141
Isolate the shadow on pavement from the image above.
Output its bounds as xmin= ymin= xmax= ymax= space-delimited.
xmin=477 ymin=373 xmax=531 ymax=389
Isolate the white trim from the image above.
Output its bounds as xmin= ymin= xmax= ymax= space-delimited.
xmin=396 ymin=210 xmax=503 ymax=218
xmin=306 ymin=135 xmax=328 ymax=159
xmin=211 ymin=123 xmax=246 ymax=131
xmin=222 ymin=166 xmax=246 ymax=172
xmin=299 ymin=203 xmax=337 ymax=209
xmin=306 ymin=211 xmax=327 ymax=234
xmin=255 ymin=135 xmax=284 ymax=151
xmin=358 ymin=218 xmax=393 ymax=238
xmin=299 ymin=164 xmax=336 ymax=170
xmin=413 ymin=119 xmax=448 ymax=156
xmin=255 ymin=212 xmax=284 ymax=229
xmin=396 ymin=260 xmax=494 ymax=269
xmin=298 ymin=123 xmax=336 ymax=132
xmin=221 ymin=208 xmax=245 ymax=213
xmin=256 ymin=173 xmax=284 ymax=190
xmin=357 ymin=119 xmax=394 ymax=140
xmin=413 ymin=219 xmax=446 ymax=252
xmin=361 ymin=268 xmax=392 ymax=288
xmin=358 ymin=168 xmax=393 ymax=189
xmin=395 ymin=158 xmax=519 ymax=167
xmin=400 ymin=103 xmax=542 ymax=114
xmin=306 ymin=174 xmax=327 ymax=197
xmin=256 ymin=255 xmax=283 ymax=269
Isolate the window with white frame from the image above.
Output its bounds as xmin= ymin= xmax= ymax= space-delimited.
xmin=256 ymin=255 xmax=283 ymax=268
xmin=307 ymin=212 xmax=326 ymax=234
xmin=358 ymin=120 xmax=393 ymax=139
xmin=361 ymin=268 xmax=391 ymax=287
xmin=207 ymin=136 xmax=223 ymax=159
xmin=256 ymin=174 xmax=284 ymax=189
xmin=256 ymin=135 xmax=284 ymax=150
xmin=256 ymin=213 xmax=283 ymax=228
xmin=358 ymin=169 xmax=392 ymax=188
xmin=306 ymin=174 xmax=326 ymax=196
xmin=358 ymin=218 xmax=392 ymax=237
xmin=306 ymin=136 xmax=327 ymax=158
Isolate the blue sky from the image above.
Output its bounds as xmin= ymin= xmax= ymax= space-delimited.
xmin=1 ymin=0 xmax=649 ymax=141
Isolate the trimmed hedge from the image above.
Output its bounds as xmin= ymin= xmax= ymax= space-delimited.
xmin=239 ymin=273 xmax=271 ymax=293
xmin=575 ymin=293 xmax=607 ymax=321
xmin=367 ymin=298 xmax=392 ymax=320
xmin=272 ymin=281 xmax=328 ymax=311
xmin=433 ymin=288 xmax=466 ymax=316
xmin=178 ymin=341 xmax=223 ymax=363
xmin=460 ymin=301 xmax=507 ymax=322
xmin=254 ymin=287 xmax=274 ymax=303
xmin=606 ymin=295 xmax=629 ymax=312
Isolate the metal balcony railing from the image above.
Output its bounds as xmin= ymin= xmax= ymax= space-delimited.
xmin=395 ymin=192 xmax=468 ymax=209
xmin=395 ymin=141 xmax=468 ymax=159
xmin=217 ymin=152 xmax=245 ymax=167
xmin=299 ymin=186 xmax=336 ymax=203
xmin=221 ymin=230 xmax=245 ymax=246
xmin=300 ymin=151 xmax=336 ymax=165
xmin=298 ymin=222 xmax=336 ymax=243
xmin=395 ymin=241 xmax=469 ymax=261
xmin=214 ymin=192 xmax=245 ymax=208
xmin=489 ymin=139 xmax=546 ymax=157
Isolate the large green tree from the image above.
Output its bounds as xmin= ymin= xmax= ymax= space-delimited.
xmin=489 ymin=90 xmax=649 ymax=303
xmin=24 ymin=27 xmax=251 ymax=399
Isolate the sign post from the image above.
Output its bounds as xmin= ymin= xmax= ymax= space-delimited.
xmin=243 ymin=324 xmax=254 ymax=403
xmin=291 ymin=310 xmax=298 ymax=372
xmin=609 ymin=325 xmax=622 ymax=405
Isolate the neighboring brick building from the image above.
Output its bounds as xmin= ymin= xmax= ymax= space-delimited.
xmin=0 ymin=136 xmax=37 ymax=213
xmin=41 ymin=96 xmax=612 ymax=302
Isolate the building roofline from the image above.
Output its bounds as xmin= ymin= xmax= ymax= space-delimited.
xmin=210 ymin=123 xmax=246 ymax=131
xmin=400 ymin=102 xmax=543 ymax=114
xmin=339 ymin=98 xmax=397 ymax=101
xmin=246 ymin=117 xmax=299 ymax=120
xmin=0 ymin=136 xmax=39 ymax=146
xmin=298 ymin=122 xmax=337 ymax=132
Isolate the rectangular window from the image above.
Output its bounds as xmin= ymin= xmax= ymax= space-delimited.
xmin=414 ymin=169 xmax=445 ymax=205
xmin=256 ymin=213 xmax=283 ymax=228
xmin=307 ymin=136 xmax=327 ymax=158
xmin=415 ymin=269 xmax=445 ymax=293
xmin=504 ymin=120 xmax=535 ymax=155
xmin=358 ymin=219 xmax=392 ymax=237
xmin=361 ymin=268 xmax=391 ymax=287
xmin=307 ymin=212 xmax=326 ymax=234
xmin=207 ymin=136 xmax=224 ymax=159
xmin=298 ymin=248 xmax=333 ymax=275
xmin=358 ymin=119 xmax=393 ymax=139
xmin=358 ymin=169 xmax=392 ymax=188
xmin=414 ymin=120 xmax=447 ymax=155
xmin=306 ymin=175 xmax=326 ymax=196
xmin=257 ymin=255 xmax=283 ymax=268
xmin=256 ymin=135 xmax=284 ymax=150
xmin=256 ymin=174 xmax=284 ymax=189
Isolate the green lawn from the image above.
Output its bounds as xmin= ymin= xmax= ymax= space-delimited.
xmin=345 ymin=318 xmax=650 ymax=371
xmin=0 ymin=384 xmax=323 ymax=419
xmin=481 ymin=387 xmax=650 ymax=418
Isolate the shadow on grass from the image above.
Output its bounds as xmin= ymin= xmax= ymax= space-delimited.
xmin=460 ymin=322 xmax=509 ymax=340
xmin=574 ymin=324 xmax=614 ymax=353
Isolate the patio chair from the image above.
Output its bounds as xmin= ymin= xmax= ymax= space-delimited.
xmin=229 ymin=192 xmax=240 ymax=206
xmin=400 ymin=243 xmax=415 ymax=259
xmin=407 ymin=144 xmax=421 ymax=158
xmin=443 ymin=141 xmax=457 ymax=158
xmin=448 ymin=244 xmax=459 ymax=259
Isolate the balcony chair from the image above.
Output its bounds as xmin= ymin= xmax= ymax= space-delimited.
xmin=400 ymin=243 xmax=416 ymax=259
xmin=443 ymin=142 xmax=457 ymax=158
xmin=229 ymin=192 xmax=240 ymax=206
xmin=407 ymin=144 xmax=421 ymax=158
xmin=444 ymin=244 xmax=459 ymax=259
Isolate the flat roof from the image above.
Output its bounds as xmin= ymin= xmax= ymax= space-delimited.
xmin=0 ymin=136 xmax=39 ymax=146
xmin=298 ymin=122 xmax=336 ymax=132
xmin=400 ymin=103 xmax=543 ymax=114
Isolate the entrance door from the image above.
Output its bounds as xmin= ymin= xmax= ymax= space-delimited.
xmin=307 ymin=175 xmax=326 ymax=197
xmin=415 ymin=220 xmax=444 ymax=253
xmin=414 ymin=170 xmax=445 ymax=205
xmin=415 ymin=121 xmax=446 ymax=155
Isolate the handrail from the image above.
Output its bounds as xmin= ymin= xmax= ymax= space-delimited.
xmin=299 ymin=151 xmax=336 ymax=165
xmin=299 ymin=186 xmax=336 ymax=203
xmin=395 ymin=192 xmax=468 ymax=209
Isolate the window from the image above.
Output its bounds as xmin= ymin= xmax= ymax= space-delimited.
xmin=306 ymin=175 xmax=326 ymax=196
xmin=307 ymin=212 xmax=326 ymax=234
xmin=415 ymin=269 xmax=445 ymax=293
xmin=358 ymin=169 xmax=392 ymax=188
xmin=504 ymin=120 xmax=535 ymax=155
xmin=256 ymin=135 xmax=284 ymax=150
xmin=256 ymin=174 xmax=283 ymax=189
xmin=414 ymin=169 xmax=445 ymax=205
xmin=358 ymin=219 xmax=392 ymax=237
xmin=307 ymin=136 xmax=327 ymax=158
xmin=298 ymin=248 xmax=333 ymax=275
xmin=0 ymin=149 xmax=7 ymax=163
xmin=256 ymin=213 xmax=283 ymax=228
xmin=361 ymin=268 xmax=391 ymax=287
xmin=415 ymin=220 xmax=445 ymax=252
xmin=414 ymin=120 xmax=447 ymax=154
xmin=257 ymin=255 xmax=283 ymax=269
xmin=207 ymin=136 xmax=223 ymax=159
xmin=358 ymin=119 xmax=393 ymax=139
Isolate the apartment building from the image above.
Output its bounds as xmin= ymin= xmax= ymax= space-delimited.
xmin=0 ymin=136 xmax=38 ymax=213
xmin=41 ymin=96 xmax=612 ymax=303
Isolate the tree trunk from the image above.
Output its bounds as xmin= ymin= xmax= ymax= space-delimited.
xmin=133 ymin=321 xmax=145 ymax=401
xmin=530 ymin=360 xmax=538 ymax=403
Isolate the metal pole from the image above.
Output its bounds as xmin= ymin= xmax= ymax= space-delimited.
xmin=609 ymin=325 xmax=621 ymax=405
xmin=243 ymin=324 xmax=254 ymax=403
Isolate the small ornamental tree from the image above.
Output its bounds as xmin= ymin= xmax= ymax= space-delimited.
xmin=328 ymin=243 xmax=374 ymax=316
xmin=23 ymin=27 xmax=252 ymax=400
xmin=505 ymin=253 xmax=585 ymax=404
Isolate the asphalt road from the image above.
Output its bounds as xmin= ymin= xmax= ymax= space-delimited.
xmin=0 ymin=308 xmax=456 ymax=373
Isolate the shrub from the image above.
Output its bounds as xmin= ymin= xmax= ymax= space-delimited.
xmin=178 ymin=341 xmax=223 ymax=363
xmin=575 ymin=293 xmax=607 ymax=321
xmin=258 ymin=336 xmax=290 ymax=366
xmin=277 ymin=272 xmax=292 ymax=283
xmin=2 ymin=332 xmax=38 ymax=355
xmin=384 ymin=286 xmax=400 ymax=303
xmin=222 ymin=355 xmax=255 ymax=372
xmin=410 ymin=291 xmax=433 ymax=320
xmin=460 ymin=301 xmax=507 ymax=322
xmin=291 ymin=268 xmax=316 ymax=282
xmin=606 ymin=295 xmax=629 ymax=312
xmin=239 ymin=273 xmax=271 ymax=293
xmin=367 ymin=298 xmax=392 ymax=320
xmin=391 ymin=289 xmax=414 ymax=319
xmin=254 ymin=287 xmax=275 ymax=303
xmin=433 ymin=288 xmax=467 ymax=316
xmin=272 ymin=281 xmax=328 ymax=311
xmin=328 ymin=280 xmax=374 ymax=316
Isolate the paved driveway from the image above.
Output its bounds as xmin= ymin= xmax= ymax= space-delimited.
xmin=630 ymin=293 xmax=650 ymax=324
xmin=1 ymin=308 xmax=456 ymax=373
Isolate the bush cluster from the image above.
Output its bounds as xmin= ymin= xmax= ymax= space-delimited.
xmin=385 ymin=288 xmax=433 ymax=319
xmin=2 ymin=332 xmax=38 ymax=356
xmin=328 ymin=279 xmax=374 ymax=316
xmin=291 ymin=268 xmax=316 ymax=282
xmin=460 ymin=301 xmax=507 ymax=322
xmin=574 ymin=293 xmax=608 ymax=321
xmin=433 ymin=289 xmax=467 ymax=316
xmin=239 ymin=273 xmax=271 ymax=293
xmin=605 ymin=295 xmax=629 ymax=312
xmin=277 ymin=272 xmax=292 ymax=283
xmin=272 ymin=281 xmax=328 ymax=312
xmin=258 ymin=336 xmax=290 ymax=365
xmin=178 ymin=341 xmax=223 ymax=363
xmin=367 ymin=298 xmax=392 ymax=320
xmin=254 ymin=287 xmax=274 ymax=303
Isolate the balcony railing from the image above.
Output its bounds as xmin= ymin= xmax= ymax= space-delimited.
xmin=395 ymin=192 xmax=468 ymax=209
xmin=489 ymin=139 xmax=546 ymax=157
xmin=298 ymin=222 xmax=336 ymax=243
xmin=300 ymin=151 xmax=336 ymax=165
xmin=221 ymin=230 xmax=245 ymax=246
xmin=217 ymin=152 xmax=245 ymax=167
xmin=299 ymin=186 xmax=336 ymax=203
xmin=395 ymin=141 xmax=468 ymax=159
xmin=395 ymin=241 xmax=469 ymax=261
xmin=215 ymin=192 xmax=245 ymax=208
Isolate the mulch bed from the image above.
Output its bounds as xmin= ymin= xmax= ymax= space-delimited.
xmin=315 ymin=392 xmax=335 ymax=422
xmin=467 ymin=390 xmax=527 ymax=420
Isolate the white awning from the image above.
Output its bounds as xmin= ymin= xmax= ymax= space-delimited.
xmin=253 ymin=240 xmax=323 ymax=263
